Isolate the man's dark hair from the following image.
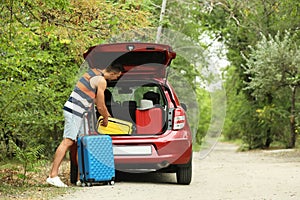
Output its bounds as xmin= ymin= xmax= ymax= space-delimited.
xmin=106 ymin=63 xmax=124 ymax=73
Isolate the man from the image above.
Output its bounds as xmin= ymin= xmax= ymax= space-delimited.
xmin=47 ymin=63 xmax=124 ymax=187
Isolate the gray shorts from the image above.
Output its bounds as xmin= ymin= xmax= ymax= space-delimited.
xmin=63 ymin=110 xmax=88 ymax=141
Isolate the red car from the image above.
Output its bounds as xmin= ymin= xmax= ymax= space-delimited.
xmin=70 ymin=43 xmax=193 ymax=185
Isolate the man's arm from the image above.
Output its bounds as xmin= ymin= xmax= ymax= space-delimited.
xmin=95 ymin=77 xmax=110 ymax=126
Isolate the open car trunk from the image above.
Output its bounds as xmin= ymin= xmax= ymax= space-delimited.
xmin=96 ymin=80 xmax=169 ymax=136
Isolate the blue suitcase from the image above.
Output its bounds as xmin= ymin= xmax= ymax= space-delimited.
xmin=77 ymin=134 xmax=115 ymax=186
xmin=77 ymin=107 xmax=115 ymax=187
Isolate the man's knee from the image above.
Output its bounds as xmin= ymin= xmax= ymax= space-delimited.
xmin=62 ymin=138 xmax=75 ymax=148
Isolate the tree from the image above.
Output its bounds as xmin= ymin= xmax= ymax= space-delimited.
xmin=243 ymin=31 xmax=300 ymax=148
xmin=194 ymin=0 xmax=300 ymax=148
xmin=160 ymin=0 xmax=227 ymax=147
xmin=0 ymin=0 xmax=152 ymax=157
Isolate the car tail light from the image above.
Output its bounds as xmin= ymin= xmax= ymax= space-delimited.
xmin=173 ymin=107 xmax=186 ymax=130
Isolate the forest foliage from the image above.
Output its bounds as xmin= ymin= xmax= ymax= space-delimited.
xmin=0 ymin=0 xmax=153 ymax=160
xmin=199 ymin=0 xmax=300 ymax=149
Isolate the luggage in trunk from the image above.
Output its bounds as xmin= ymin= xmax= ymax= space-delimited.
xmin=135 ymin=107 xmax=163 ymax=134
xmin=97 ymin=116 xmax=133 ymax=135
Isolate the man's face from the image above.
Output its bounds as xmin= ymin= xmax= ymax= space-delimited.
xmin=107 ymin=71 xmax=122 ymax=80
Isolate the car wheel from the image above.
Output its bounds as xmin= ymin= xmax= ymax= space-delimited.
xmin=176 ymin=161 xmax=192 ymax=185
xmin=70 ymin=157 xmax=78 ymax=184
xmin=69 ymin=143 xmax=78 ymax=184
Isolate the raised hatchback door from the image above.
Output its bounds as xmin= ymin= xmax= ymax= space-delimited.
xmin=83 ymin=43 xmax=176 ymax=79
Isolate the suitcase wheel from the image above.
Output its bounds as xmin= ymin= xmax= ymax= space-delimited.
xmin=109 ymin=180 xmax=115 ymax=185
xmin=81 ymin=182 xmax=92 ymax=187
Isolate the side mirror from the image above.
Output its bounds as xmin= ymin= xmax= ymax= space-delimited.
xmin=180 ymin=103 xmax=187 ymax=111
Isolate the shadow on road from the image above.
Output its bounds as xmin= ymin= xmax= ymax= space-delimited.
xmin=115 ymin=171 xmax=177 ymax=184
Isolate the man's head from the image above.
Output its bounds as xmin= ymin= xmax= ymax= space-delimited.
xmin=103 ymin=63 xmax=124 ymax=81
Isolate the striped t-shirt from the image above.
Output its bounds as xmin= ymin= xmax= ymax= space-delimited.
xmin=63 ymin=68 xmax=102 ymax=117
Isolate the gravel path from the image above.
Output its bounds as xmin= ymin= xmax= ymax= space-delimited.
xmin=55 ymin=142 xmax=300 ymax=200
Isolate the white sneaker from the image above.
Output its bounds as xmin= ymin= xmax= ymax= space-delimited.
xmin=76 ymin=180 xmax=81 ymax=186
xmin=46 ymin=176 xmax=68 ymax=187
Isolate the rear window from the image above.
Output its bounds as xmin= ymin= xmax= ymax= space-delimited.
xmin=107 ymin=82 xmax=165 ymax=108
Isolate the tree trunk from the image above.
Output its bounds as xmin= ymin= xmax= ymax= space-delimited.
xmin=265 ymin=93 xmax=273 ymax=148
xmin=288 ymin=86 xmax=297 ymax=148
xmin=265 ymin=129 xmax=272 ymax=148
xmin=156 ymin=0 xmax=167 ymax=43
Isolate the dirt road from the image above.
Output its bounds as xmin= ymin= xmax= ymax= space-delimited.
xmin=56 ymin=142 xmax=300 ymax=200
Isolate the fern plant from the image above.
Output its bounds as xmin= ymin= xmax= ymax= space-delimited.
xmin=10 ymin=140 xmax=45 ymax=185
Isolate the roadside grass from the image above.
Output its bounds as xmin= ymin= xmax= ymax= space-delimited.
xmin=0 ymin=159 xmax=76 ymax=200
xmin=219 ymin=135 xmax=300 ymax=151
xmin=192 ymin=142 xmax=201 ymax=152
xmin=0 ymin=184 xmax=72 ymax=200
xmin=296 ymin=137 xmax=300 ymax=149
xmin=193 ymin=134 xmax=300 ymax=154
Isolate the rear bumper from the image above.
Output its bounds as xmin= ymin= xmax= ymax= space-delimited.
xmin=111 ymin=130 xmax=192 ymax=170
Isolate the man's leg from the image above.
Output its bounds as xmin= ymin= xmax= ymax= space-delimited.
xmin=47 ymin=138 xmax=74 ymax=187
xmin=49 ymin=138 xmax=74 ymax=178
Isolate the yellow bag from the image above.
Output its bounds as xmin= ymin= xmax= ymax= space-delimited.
xmin=97 ymin=116 xmax=133 ymax=135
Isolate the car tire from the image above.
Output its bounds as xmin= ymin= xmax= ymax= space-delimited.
xmin=176 ymin=161 xmax=192 ymax=185
xmin=69 ymin=150 xmax=78 ymax=184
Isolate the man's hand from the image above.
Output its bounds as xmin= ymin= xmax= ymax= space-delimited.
xmin=101 ymin=116 xmax=109 ymax=127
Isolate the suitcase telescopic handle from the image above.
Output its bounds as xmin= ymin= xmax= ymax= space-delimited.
xmin=82 ymin=111 xmax=89 ymax=136
xmin=82 ymin=104 xmax=98 ymax=136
